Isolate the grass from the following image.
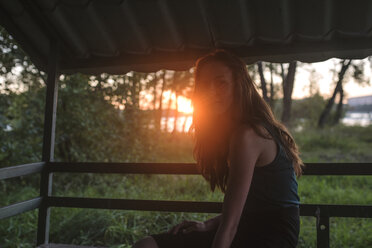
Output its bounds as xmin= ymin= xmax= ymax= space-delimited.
xmin=1 ymin=125 xmax=372 ymax=247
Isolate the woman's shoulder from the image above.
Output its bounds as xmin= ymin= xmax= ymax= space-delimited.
xmin=229 ymin=123 xmax=271 ymax=144
xmin=229 ymin=124 xmax=254 ymax=142
xmin=228 ymin=124 xmax=265 ymax=153
xmin=227 ymin=124 xmax=270 ymax=169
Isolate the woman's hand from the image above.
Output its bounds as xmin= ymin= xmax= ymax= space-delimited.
xmin=167 ymin=220 xmax=210 ymax=235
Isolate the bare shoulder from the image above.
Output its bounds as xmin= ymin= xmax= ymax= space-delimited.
xmin=229 ymin=124 xmax=266 ymax=144
xmin=228 ymin=124 xmax=262 ymax=152
xmin=227 ymin=124 xmax=264 ymax=167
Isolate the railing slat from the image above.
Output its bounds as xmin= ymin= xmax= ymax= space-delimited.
xmin=48 ymin=162 xmax=372 ymax=175
xmin=300 ymin=204 xmax=372 ymax=218
xmin=47 ymin=196 xmax=372 ymax=218
xmin=48 ymin=196 xmax=222 ymax=213
xmin=0 ymin=162 xmax=45 ymax=180
xmin=1 ymin=162 xmax=370 ymax=179
xmin=0 ymin=197 xmax=42 ymax=219
xmin=302 ymin=163 xmax=372 ymax=175
xmin=48 ymin=162 xmax=200 ymax=174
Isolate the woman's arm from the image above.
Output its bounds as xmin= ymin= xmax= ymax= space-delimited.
xmin=211 ymin=127 xmax=261 ymax=248
xmin=203 ymin=214 xmax=222 ymax=230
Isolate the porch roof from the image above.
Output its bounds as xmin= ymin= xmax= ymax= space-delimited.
xmin=1 ymin=0 xmax=372 ymax=74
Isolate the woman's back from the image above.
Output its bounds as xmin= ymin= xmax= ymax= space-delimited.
xmin=227 ymin=122 xmax=300 ymax=247
xmin=241 ymin=122 xmax=300 ymax=214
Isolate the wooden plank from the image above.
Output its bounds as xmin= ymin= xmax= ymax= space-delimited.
xmin=316 ymin=211 xmax=330 ymax=248
xmin=300 ymin=204 xmax=372 ymax=218
xmin=0 ymin=197 xmax=42 ymax=220
xmin=37 ymin=40 xmax=60 ymax=246
xmin=60 ymin=37 xmax=372 ymax=74
xmin=301 ymin=163 xmax=372 ymax=175
xmin=48 ymin=162 xmax=200 ymax=174
xmin=36 ymin=244 xmax=107 ymax=248
xmin=0 ymin=162 xmax=45 ymax=180
xmin=48 ymin=196 xmax=222 ymax=213
xmin=317 ymin=217 xmax=330 ymax=248
xmin=47 ymin=196 xmax=372 ymax=218
xmin=47 ymin=162 xmax=372 ymax=175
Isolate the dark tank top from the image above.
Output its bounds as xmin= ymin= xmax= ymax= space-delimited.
xmin=242 ymin=122 xmax=300 ymax=214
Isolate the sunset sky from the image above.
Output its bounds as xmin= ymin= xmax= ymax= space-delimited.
xmin=2 ymin=58 xmax=372 ymax=115
xmin=291 ymin=58 xmax=372 ymax=100
xmin=138 ymin=58 xmax=372 ymax=114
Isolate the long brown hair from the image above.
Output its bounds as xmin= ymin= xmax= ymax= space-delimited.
xmin=189 ymin=49 xmax=305 ymax=193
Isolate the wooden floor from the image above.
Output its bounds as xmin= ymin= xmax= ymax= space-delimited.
xmin=36 ymin=244 xmax=108 ymax=248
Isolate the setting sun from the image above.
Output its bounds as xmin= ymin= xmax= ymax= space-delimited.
xmin=152 ymin=90 xmax=194 ymax=115
xmin=177 ymin=96 xmax=194 ymax=114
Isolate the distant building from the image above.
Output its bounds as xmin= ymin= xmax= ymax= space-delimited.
xmin=347 ymin=95 xmax=372 ymax=106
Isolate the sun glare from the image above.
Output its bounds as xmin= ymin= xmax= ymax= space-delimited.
xmin=177 ymin=96 xmax=194 ymax=114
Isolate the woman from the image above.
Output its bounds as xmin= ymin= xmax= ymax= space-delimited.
xmin=133 ymin=49 xmax=305 ymax=248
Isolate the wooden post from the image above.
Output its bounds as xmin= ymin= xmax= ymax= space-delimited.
xmin=36 ymin=40 xmax=59 ymax=246
xmin=316 ymin=207 xmax=330 ymax=248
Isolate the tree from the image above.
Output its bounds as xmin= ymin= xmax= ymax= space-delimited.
xmin=318 ymin=58 xmax=370 ymax=128
xmin=257 ymin=62 xmax=269 ymax=103
xmin=157 ymin=70 xmax=166 ymax=131
xmin=0 ymin=26 xmax=46 ymax=167
xmin=318 ymin=59 xmax=351 ymax=128
xmin=256 ymin=62 xmax=280 ymax=108
xmin=280 ymin=61 xmax=297 ymax=125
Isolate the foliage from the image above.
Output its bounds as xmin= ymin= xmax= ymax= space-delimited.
xmin=291 ymin=92 xmax=327 ymax=127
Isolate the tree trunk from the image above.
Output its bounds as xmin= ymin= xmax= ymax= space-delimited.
xmin=132 ymin=73 xmax=140 ymax=110
xmin=152 ymin=73 xmax=158 ymax=110
xmin=281 ymin=61 xmax=297 ymax=125
xmin=172 ymin=90 xmax=179 ymax=134
xmin=257 ymin=62 xmax=269 ymax=103
xmin=318 ymin=59 xmax=352 ymax=128
xmin=164 ymin=72 xmax=175 ymax=132
xmin=155 ymin=70 xmax=166 ymax=131
xmin=164 ymin=92 xmax=173 ymax=132
xmin=333 ymin=83 xmax=344 ymax=125
xmin=181 ymin=115 xmax=188 ymax=133
xmin=151 ymin=73 xmax=158 ymax=130
xmin=128 ymin=73 xmax=141 ymax=156
xmin=269 ymin=63 xmax=274 ymax=107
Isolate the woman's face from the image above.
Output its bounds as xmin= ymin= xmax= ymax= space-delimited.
xmin=195 ymin=60 xmax=235 ymax=117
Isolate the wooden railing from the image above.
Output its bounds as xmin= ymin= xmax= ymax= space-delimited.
xmin=1 ymin=162 xmax=372 ymax=248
